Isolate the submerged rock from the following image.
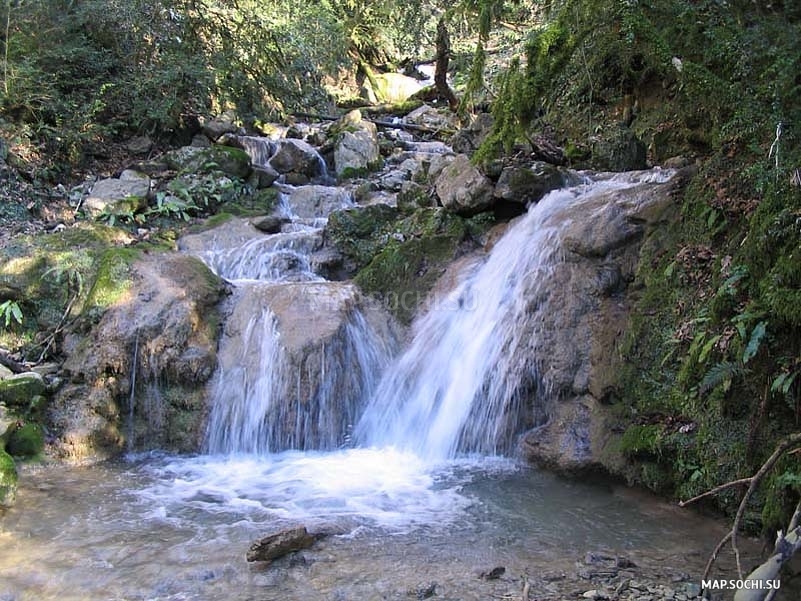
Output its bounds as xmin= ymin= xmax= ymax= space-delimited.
xmin=246 ymin=526 xmax=315 ymax=563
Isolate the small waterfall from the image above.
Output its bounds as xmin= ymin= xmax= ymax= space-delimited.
xmin=205 ymin=298 xmax=392 ymax=454
xmin=355 ymin=171 xmax=674 ymax=461
xmin=237 ymin=135 xmax=275 ymax=167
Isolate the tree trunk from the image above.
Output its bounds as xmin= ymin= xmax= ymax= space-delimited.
xmin=435 ymin=17 xmax=459 ymax=111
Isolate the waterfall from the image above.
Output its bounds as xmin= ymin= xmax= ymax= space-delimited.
xmin=354 ymin=171 xmax=674 ymax=461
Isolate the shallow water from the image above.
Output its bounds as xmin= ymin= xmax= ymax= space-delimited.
xmin=0 ymin=449 xmax=738 ymax=601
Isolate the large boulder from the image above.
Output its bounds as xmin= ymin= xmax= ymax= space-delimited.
xmin=591 ymin=126 xmax=648 ymax=172
xmin=286 ymin=185 xmax=353 ymax=219
xmin=514 ymin=173 xmax=682 ymax=472
xmin=163 ymin=145 xmax=252 ymax=179
xmin=493 ymin=163 xmax=567 ymax=208
xmin=268 ymin=139 xmax=326 ymax=183
xmin=84 ymin=177 xmax=150 ymax=218
xmin=50 ymin=253 xmax=224 ymax=462
xmin=434 ymin=154 xmax=494 ymax=216
xmin=362 ymin=73 xmax=422 ymax=104
xmin=333 ymin=110 xmax=381 ymax=178
xmin=207 ymin=282 xmax=398 ymax=452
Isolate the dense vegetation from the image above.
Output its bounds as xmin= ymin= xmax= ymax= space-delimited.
xmin=1 ymin=0 xmax=800 ymax=532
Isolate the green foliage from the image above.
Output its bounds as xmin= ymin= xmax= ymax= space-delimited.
xmin=0 ymin=299 xmax=22 ymax=328
xmin=619 ymin=424 xmax=663 ymax=458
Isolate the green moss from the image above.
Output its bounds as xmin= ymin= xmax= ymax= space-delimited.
xmin=0 ymin=448 xmax=17 ymax=507
xmin=354 ymin=234 xmax=463 ymax=325
xmin=0 ymin=373 xmax=46 ymax=411
xmin=618 ymin=424 xmax=664 ymax=458
xmin=83 ymin=247 xmax=141 ymax=314
xmin=5 ymin=422 xmax=44 ymax=458
xmin=327 ymin=204 xmax=401 ymax=271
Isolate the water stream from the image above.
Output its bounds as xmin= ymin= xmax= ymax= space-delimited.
xmin=0 ymin=153 xmax=751 ymax=599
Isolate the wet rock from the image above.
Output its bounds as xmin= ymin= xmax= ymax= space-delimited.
xmin=5 ymin=421 xmax=44 ymax=457
xmin=249 ymin=164 xmax=280 ymax=189
xmin=84 ymin=177 xmax=150 ymax=218
xmin=251 ymin=214 xmax=288 ymax=234
xmin=478 ymin=566 xmax=506 ymax=580
xmin=493 ymin=162 xmax=566 ymax=209
xmin=269 ymin=138 xmax=325 ymax=180
xmin=434 ymin=154 xmax=494 ymax=216
xmin=246 ymin=526 xmax=315 ymax=562
xmin=287 ymin=185 xmax=353 ymax=219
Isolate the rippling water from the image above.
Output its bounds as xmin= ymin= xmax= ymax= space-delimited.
xmin=0 ymin=449 xmax=735 ymax=601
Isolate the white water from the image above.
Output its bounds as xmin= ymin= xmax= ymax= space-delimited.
xmin=354 ymin=170 xmax=675 ymax=460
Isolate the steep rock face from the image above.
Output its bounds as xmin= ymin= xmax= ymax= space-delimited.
xmin=516 ymin=171 xmax=686 ymax=472
xmin=206 ymin=282 xmax=398 ymax=452
xmin=50 ymin=253 xmax=224 ymax=462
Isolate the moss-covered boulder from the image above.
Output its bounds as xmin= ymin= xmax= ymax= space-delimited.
xmin=326 ymin=204 xmax=400 ymax=274
xmin=0 ymin=448 xmax=17 ymax=507
xmin=84 ymin=177 xmax=150 ymax=219
xmin=0 ymin=372 xmax=46 ymax=411
xmin=352 ymin=207 xmax=487 ymax=324
xmin=51 ymin=253 xmax=224 ymax=462
xmin=163 ymin=145 xmax=252 ymax=179
xmin=5 ymin=422 xmax=44 ymax=457
xmin=590 ymin=126 xmax=648 ymax=172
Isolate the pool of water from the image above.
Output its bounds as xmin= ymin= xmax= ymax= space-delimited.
xmin=0 ymin=449 xmax=741 ymax=601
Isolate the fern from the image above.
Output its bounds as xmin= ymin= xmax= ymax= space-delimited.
xmin=700 ymin=360 xmax=746 ymax=394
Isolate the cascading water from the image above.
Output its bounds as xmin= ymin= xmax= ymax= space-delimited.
xmin=1 ymin=160 xmax=734 ymax=601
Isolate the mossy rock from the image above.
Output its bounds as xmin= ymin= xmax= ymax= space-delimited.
xmin=164 ymin=145 xmax=252 ymax=179
xmin=326 ymin=204 xmax=401 ymax=272
xmin=222 ymin=187 xmax=281 ymax=217
xmin=354 ymin=234 xmax=464 ymax=325
xmin=0 ymin=448 xmax=17 ymax=507
xmin=618 ymin=423 xmax=664 ymax=458
xmin=0 ymin=372 xmax=46 ymax=410
xmin=83 ymin=247 xmax=141 ymax=315
xmin=5 ymin=422 xmax=44 ymax=457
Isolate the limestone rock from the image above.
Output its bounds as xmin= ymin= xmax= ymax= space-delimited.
xmin=287 ymin=185 xmax=353 ymax=219
xmin=434 ymin=154 xmax=494 ymax=216
xmin=0 ymin=371 xmax=46 ymax=410
xmin=84 ymin=177 xmax=150 ymax=218
xmin=269 ymin=139 xmax=325 ymax=181
xmin=362 ymin=73 xmax=422 ymax=104
xmin=246 ymin=526 xmax=315 ymax=562
xmin=333 ymin=111 xmax=381 ymax=177
xmin=493 ymin=162 xmax=566 ymax=209
xmin=50 ymin=253 xmax=224 ymax=462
